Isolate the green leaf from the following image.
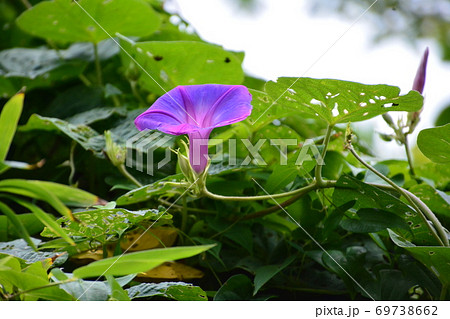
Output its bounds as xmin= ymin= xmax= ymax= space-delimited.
xmin=106 ymin=275 xmax=130 ymax=301
xmin=417 ymin=124 xmax=450 ymax=163
xmin=0 ymin=93 xmax=24 ymax=162
xmin=116 ymin=174 xmax=183 ymax=205
xmin=333 ymin=175 xmax=438 ymax=245
xmin=340 ymin=208 xmax=410 ymax=233
xmin=19 ymin=114 xmax=104 ymax=154
xmin=0 ymin=238 xmax=60 ymax=264
xmin=0 ymin=261 xmax=72 ymax=300
xmin=409 ymin=183 xmax=450 ymax=220
xmin=0 ymin=213 xmax=44 ymax=241
xmin=214 ymin=274 xmax=253 ymax=301
xmin=0 ymin=201 xmax=37 ymax=251
xmin=0 ymin=179 xmax=73 ymax=220
xmin=11 ymin=198 xmax=74 ymax=245
xmin=265 ymin=151 xmax=316 ymax=193
xmin=16 ymin=0 xmax=160 ymax=44
xmin=127 ymin=282 xmax=207 ymax=301
xmin=28 ymin=180 xmax=102 ymax=207
xmin=41 ymin=207 xmax=168 ymax=243
xmin=73 ymin=245 xmax=214 ymax=278
xmin=265 ymin=78 xmax=423 ymax=125
xmin=253 ymin=255 xmax=296 ymax=295
xmin=118 ymin=35 xmax=244 ymax=94
xmin=0 ymin=47 xmax=86 ymax=88
xmin=389 ymin=230 xmax=450 ymax=286
xmin=245 ymin=89 xmax=291 ymax=130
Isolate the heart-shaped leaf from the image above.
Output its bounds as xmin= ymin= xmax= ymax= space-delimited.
xmin=265 ymin=77 xmax=423 ymax=125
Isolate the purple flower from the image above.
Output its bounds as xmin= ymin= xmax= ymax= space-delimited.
xmin=412 ymin=47 xmax=429 ymax=94
xmin=135 ymin=84 xmax=252 ymax=174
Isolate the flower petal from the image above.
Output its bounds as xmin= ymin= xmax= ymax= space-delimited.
xmin=134 ymin=84 xmax=252 ymax=135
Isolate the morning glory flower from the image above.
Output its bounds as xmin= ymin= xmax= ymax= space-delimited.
xmin=135 ymin=84 xmax=252 ymax=174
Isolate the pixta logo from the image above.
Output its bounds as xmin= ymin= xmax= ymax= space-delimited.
xmin=126 ymin=132 xmax=324 ymax=176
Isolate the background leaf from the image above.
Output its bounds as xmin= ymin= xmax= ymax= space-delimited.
xmin=16 ymin=0 xmax=160 ymax=43
xmin=417 ymin=124 xmax=450 ymax=163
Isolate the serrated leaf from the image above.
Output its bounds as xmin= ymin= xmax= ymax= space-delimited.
xmin=265 ymin=77 xmax=423 ymax=125
xmin=417 ymin=124 xmax=450 ymax=163
xmin=16 ymin=0 xmax=160 ymax=44
xmin=73 ymin=245 xmax=214 ymax=278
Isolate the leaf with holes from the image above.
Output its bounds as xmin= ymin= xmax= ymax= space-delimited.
xmin=116 ymin=174 xmax=184 ymax=206
xmin=41 ymin=208 xmax=170 ymax=244
xmin=389 ymin=230 xmax=450 ymax=286
xmin=265 ymin=77 xmax=423 ymax=125
xmin=333 ymin=175 xmax=438 ymax=246
xmin=417 ymin=124 xmax=450 ymax=164
xmin=16 ymin=0 xmax=160 ymax=44
xmin=118 ymin=34 xmax=244 ymax=94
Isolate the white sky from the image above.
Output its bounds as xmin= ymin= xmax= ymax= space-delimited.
xmin=169 ymin=0 xmax=450 ymax=158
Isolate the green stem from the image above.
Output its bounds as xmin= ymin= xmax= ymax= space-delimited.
xmin=181 ymin=195 xmax=188 ymax=233
xmin=202 ymin=181 xmax=318 ymax=202
xmin=78 ymin=74 xmax=92 ymax=87
xmin=239 ymin=183 xmax=319 ymax=220
xmin=158 ymin=198 xmax=216 ymax=214
xmin=347 ymin=145 xmax=448 ymax=247
xmin=20 ymin=0 xmax=32 ymax=9
xmin=315 ymin=125 xmax=333 ymax=186
xmin=6 ymin=278 xmax=77 ymax=300
xmin=404 ymin=134 xmax=416 ymax=177
xmin=118 ymin=164 xmax=142 ymax=188
xmin=69 ymin=141 xmax=76 ymax=186
xmin=93 ymin=43 xmax=102 ymax=86
xmin=130 ymin=80 xmax=146 ymax=106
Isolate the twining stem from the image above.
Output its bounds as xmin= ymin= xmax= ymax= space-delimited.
xmin=20 ymin=0 xmax=32 ymax=9
xmin=202 ymin=182 xmax=318 ymax=202
xmin=93 ymin=43 xmax=103 ymax=86
xmin=347 ymin=144 xmax=448 ymax=247
xmin=403 ymin=134 xmax=416 ymax=177
xmin=118 ymin=164 xmax=142 ymax=188
xmin=315 ymin=125 xmax=333 ymax=186
xmin=239 ymin=183 xmax=319 ymax=220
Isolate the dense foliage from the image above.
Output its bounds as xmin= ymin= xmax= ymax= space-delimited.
xmin=0 ymin=0 xmax=449 ymax=301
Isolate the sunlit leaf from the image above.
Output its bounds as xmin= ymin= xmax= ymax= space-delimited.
xmin=265 ymin=77 xmax=423 ymax=125
xmin=16 ymin=0 xmax=160 ymax=43
xmin=118 ymin=34 xmax=244 ymax=94
xmin=73 ymin=244 xmax=214 ymax=278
